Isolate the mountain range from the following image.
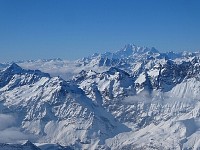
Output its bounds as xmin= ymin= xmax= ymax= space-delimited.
xmin=1 ymin=44 xmax=200 ymax=149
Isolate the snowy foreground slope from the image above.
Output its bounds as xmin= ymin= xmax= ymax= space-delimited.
xmin=1 ymin=44 xmax=200 ymax=149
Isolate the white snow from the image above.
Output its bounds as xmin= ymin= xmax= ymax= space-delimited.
xmin=1 ymin=44 xmax=200 ymax=149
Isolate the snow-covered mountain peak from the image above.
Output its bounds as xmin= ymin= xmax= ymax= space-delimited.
xmin=116 ymin=44 xmax=160 ymax=57
xmin=121 ymin=43 xmax=137 ymax=53
xmin=2 ymin=44 xmax=200 ymax=149
xmin=4 ymin=63 xmax=23 ymax=74
xmin=2 ymin=63 xmax=50 ymax=78
xmin=22 ymin=140 xmax=41 ymax=150
xmin=0 ymin=63 xmax=51 ymax=91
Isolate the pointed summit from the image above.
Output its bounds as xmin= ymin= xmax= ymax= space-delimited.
xmin=122 ymin=43 xmax=159 ymax=54
xmin=149 ymin=47 xmax=159 ymax=53
xmin=123 ymin=43 xmax=136 ymax=50
xmin=9 ymin=63 xmax=22 ymax=68
xmin=4 ymin=63 xmax=23 ymax=74
xmin=114 ymin=43 xmax=137 ymax=58
xmin=122 ymin=43 xmax=137 ymax=53
xmin=2 ymin=63 xmax=50 ymax=78
xmin=23 ymin=140 xmax=41 ymax=150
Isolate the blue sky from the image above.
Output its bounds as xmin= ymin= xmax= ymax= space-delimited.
xmin=0 ymin=0 xmax=200 ymax=62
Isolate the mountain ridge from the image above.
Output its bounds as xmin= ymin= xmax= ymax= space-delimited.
xmin=1 ymin=44 xmax=200 ymax=149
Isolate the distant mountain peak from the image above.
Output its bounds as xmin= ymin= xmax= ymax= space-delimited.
xmin=5 ymin=63 xmax=23 ymax=73
xmin=123 ymin=43 xmax=137 ymax=50
xmin=110 ymin=43 xmax=160 ymax=60
xmin=22 ymin=140 xmax=41 ymax=150
xmin=2 ymin=63 xmax=50 ymax=78
xmin=121 ymin=43 xmax=159 ymax=53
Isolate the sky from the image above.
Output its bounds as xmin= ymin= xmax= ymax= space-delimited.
xmin=0 ymin=0 xmax=200 ymax=62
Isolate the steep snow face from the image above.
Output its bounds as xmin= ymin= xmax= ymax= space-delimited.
xmin=105 ymin=99 xmax=200 ymax=150
xmin=103 ymin=76 xmax=200 ymax=149
xmin=0 ymin=64 xmax=129 ymax=149
xmin=169 ymin=77 xmax=200 ymax=99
